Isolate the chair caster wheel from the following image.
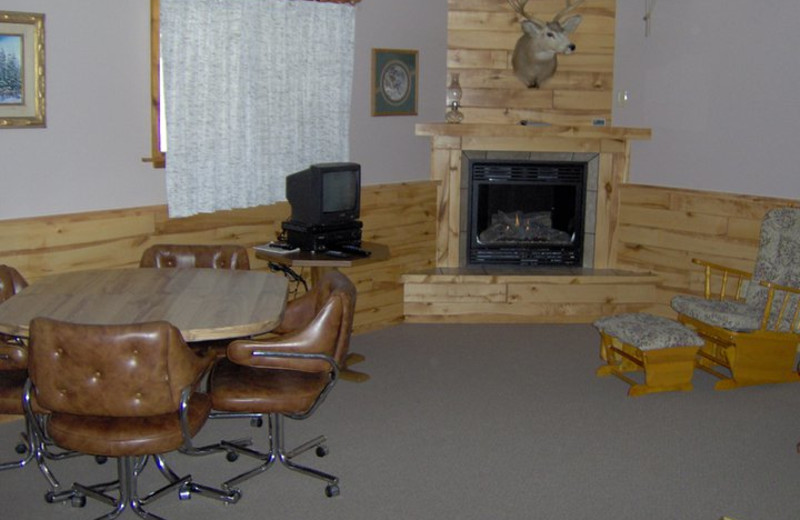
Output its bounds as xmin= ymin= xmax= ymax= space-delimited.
xmin=325 ymin=484 xmax=339 ymax=497
xmin=225 ymin=451 xmax=239 ymax=462
xmin=315 ymin=446 xmax=328 ymax=457
xmin=178 ymin=486 xmax=192 ymax=501
xmin=71 ymin=494 xmax=87 ymax=508
xmin=14 ymin=442 xmax=27 ymax=454
xmin=250 ymin=417 xmax=263 ymax=428
xmin=227 ymin=489 xmax=242 ymax=504
xmin=44 ymin=491 xmax=56 ymax=503
xmin=94 ymin=455 xmax=108 ymax=465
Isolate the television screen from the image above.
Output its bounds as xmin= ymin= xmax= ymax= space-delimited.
xmin=323 ymin=169 xmax=359 ymax=214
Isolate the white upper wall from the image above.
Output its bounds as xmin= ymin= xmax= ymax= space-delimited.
xmin=350 ymin=1 xmax=447 ymax=187
xmin=614 ymin=0 xmax=800 ymax=200
xmin=0 ymin=1 xmax=161 ymax=220
xmin=5 ymin=0 xmax=796 ymax=220
xmin=0 ymin=0 xmax=447 ymax=220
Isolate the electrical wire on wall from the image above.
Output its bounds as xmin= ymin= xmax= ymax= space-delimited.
xmin=644 ymin=0 xmax=657 ymax=37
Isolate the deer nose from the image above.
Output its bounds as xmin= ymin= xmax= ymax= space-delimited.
xmin=568 ymin=44 xmax=576 ymax=52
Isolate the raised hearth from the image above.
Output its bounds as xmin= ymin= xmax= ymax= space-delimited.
xmin=402 ymin=267 xmax=660 ymax=324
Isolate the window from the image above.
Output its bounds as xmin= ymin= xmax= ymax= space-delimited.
xmin=146 ymin=0 xmax=361 ymax=170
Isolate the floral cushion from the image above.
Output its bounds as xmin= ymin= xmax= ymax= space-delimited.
xmin=593 ymin=313 xmax=704 ymax=351
xmin=746 ymin=208 xmax=800 ymax=308
xmin=670 ymin=295 xmax=761 ymax=332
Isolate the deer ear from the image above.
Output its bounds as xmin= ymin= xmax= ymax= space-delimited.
xmin=521 ymin=19 xmax=546 ymax=36
xmin=561 ymin=15 xmax=582 ymax=34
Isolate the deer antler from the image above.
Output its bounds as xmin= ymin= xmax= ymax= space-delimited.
xmin=553 ymin=0 xmax=585 ymax=23
xmin=506 ymin=0 xmax=545 ymax=24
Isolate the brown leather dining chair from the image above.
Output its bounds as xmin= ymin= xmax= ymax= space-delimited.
xmin=26 ymin=317 xmax=240 ymax=516
xmin=139 ymin=244 xmax=251 ymax=270
xmin=208 ymin=270 xmax=357 ymax=497
xmin=0 ymin=265 xmax=36 ymax=473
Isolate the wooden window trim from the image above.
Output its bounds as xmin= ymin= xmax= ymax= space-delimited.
xmin=144 ymin=0 xmax=362 ymax=169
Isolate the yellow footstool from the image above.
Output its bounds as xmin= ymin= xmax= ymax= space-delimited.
xmin=594 ymin=313 xmax=705 ymax=397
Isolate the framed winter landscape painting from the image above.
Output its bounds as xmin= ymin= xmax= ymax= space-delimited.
xmin=0 ymin=11 xmax=45 ymax=128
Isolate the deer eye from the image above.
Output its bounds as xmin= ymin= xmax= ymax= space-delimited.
xmin=546 ymin=32 xmax=555 ymax=38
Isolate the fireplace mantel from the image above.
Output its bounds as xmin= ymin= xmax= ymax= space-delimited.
xmin=415 ymin=123 xmax=651 ymax=269
xmin=416 ymin=123 xmax=651 ymax=143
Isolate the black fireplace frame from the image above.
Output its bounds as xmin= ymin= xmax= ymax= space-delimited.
xmin=466 ymin=158 xmax=587 ymax=267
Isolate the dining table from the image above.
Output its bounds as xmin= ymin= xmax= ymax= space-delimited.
xmin=0 ymin=268 xmax=289 ymax=342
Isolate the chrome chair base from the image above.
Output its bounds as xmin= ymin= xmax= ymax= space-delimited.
xmin=219 ymin=413 xmax=340 ymax=497
xmin=46 ymin=455 xmax=241 ymax=520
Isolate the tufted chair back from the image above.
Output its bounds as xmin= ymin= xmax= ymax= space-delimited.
xmin=139 ymin=244 xmax=251 ymax=270
xmin=28 ymin=318 xmax=212 ymax=418
xmin=268 ymin=270 xmax=357 ymax=366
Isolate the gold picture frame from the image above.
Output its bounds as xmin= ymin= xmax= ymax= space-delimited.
xmin=0 ymin=11 xmax=45 ymax=128
xmin=371 ymin=48 xmax=417 ymax=117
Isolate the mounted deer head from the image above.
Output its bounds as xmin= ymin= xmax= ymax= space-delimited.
xmin=506 ymin=0 xmax=584 ymax=88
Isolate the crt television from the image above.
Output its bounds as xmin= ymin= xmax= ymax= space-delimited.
xmin=286 ymin=162 xmax=361 ymax=227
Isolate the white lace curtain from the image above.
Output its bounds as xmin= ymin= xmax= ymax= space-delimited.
xmin=160 ymin=0 xmax=356 ymax=218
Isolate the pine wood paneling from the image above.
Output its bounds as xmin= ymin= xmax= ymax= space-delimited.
xmin=614 ymin=184 xmax=800 ymax=314
xmin=447 ymin=0 xmax=616 ymax=125
xmin=0 ymin=182 xmax=438 ymax=335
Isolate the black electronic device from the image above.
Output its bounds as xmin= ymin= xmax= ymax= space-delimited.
xmin=338 ymin=244 xmax=371 ymax=257
xmin=281 ymin=220 xmax=362 ymax=252
xmin=286 ymin=162 xmax=361 ymax=228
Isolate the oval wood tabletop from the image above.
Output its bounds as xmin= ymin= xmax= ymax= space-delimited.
xmin=0 ymin=268 xmax=288 ymax=342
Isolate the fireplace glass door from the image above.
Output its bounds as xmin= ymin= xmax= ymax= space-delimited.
xmin=467 ymin=160 xmax=586 ymax=266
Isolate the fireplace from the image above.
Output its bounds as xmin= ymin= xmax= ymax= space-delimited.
xmin=461 ymin=151 xmax=599 ymax=268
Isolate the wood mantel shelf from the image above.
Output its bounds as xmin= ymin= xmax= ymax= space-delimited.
xmin=415 ymin=123 xmax=651 ymax=142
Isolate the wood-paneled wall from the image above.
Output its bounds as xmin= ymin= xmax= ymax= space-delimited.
xmin=448 ymin=0 xmax=615 ymax=125
xmin=614 ymin=184 xmax=800 ymax=315
xmin=0 ymin=182 xmax=438 ymax=335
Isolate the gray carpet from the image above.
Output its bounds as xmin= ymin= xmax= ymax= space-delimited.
xmin=1 ymin=323 xmax=799 ymax=520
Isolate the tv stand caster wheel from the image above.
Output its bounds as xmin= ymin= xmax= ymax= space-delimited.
xmin=226 ymin=451 xmax=239 ymax=462
xmin=71 ymin=494 xmax=87 ymax=508
xmin=325 ymin=484 xmax=340 ymax=497
xmin=250 ymin=417 xmax=263 ymax=428
xmin=315 ymin=445 xmax=328 ymax=457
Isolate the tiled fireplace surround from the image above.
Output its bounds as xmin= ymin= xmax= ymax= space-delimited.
xmin=403 ymin=123 xmax=657 ymax=323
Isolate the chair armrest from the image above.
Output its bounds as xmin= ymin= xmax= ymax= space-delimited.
xmin=227 ymin=335 xmax=337 ymax=373
xmin=228 ymin=295 xmax=343 ymax=372
xmin=757 ymin=281 xmax=800 ymax=333
xmin=691 ymin=258 xmax=752 ymax=301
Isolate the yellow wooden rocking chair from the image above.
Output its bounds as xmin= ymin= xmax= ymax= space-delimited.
xmin=671 ymin=207 xmax=800 ymax=390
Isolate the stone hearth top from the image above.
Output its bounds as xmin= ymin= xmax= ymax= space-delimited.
xmin=415 ymin=123 xmax=651 ymax=142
